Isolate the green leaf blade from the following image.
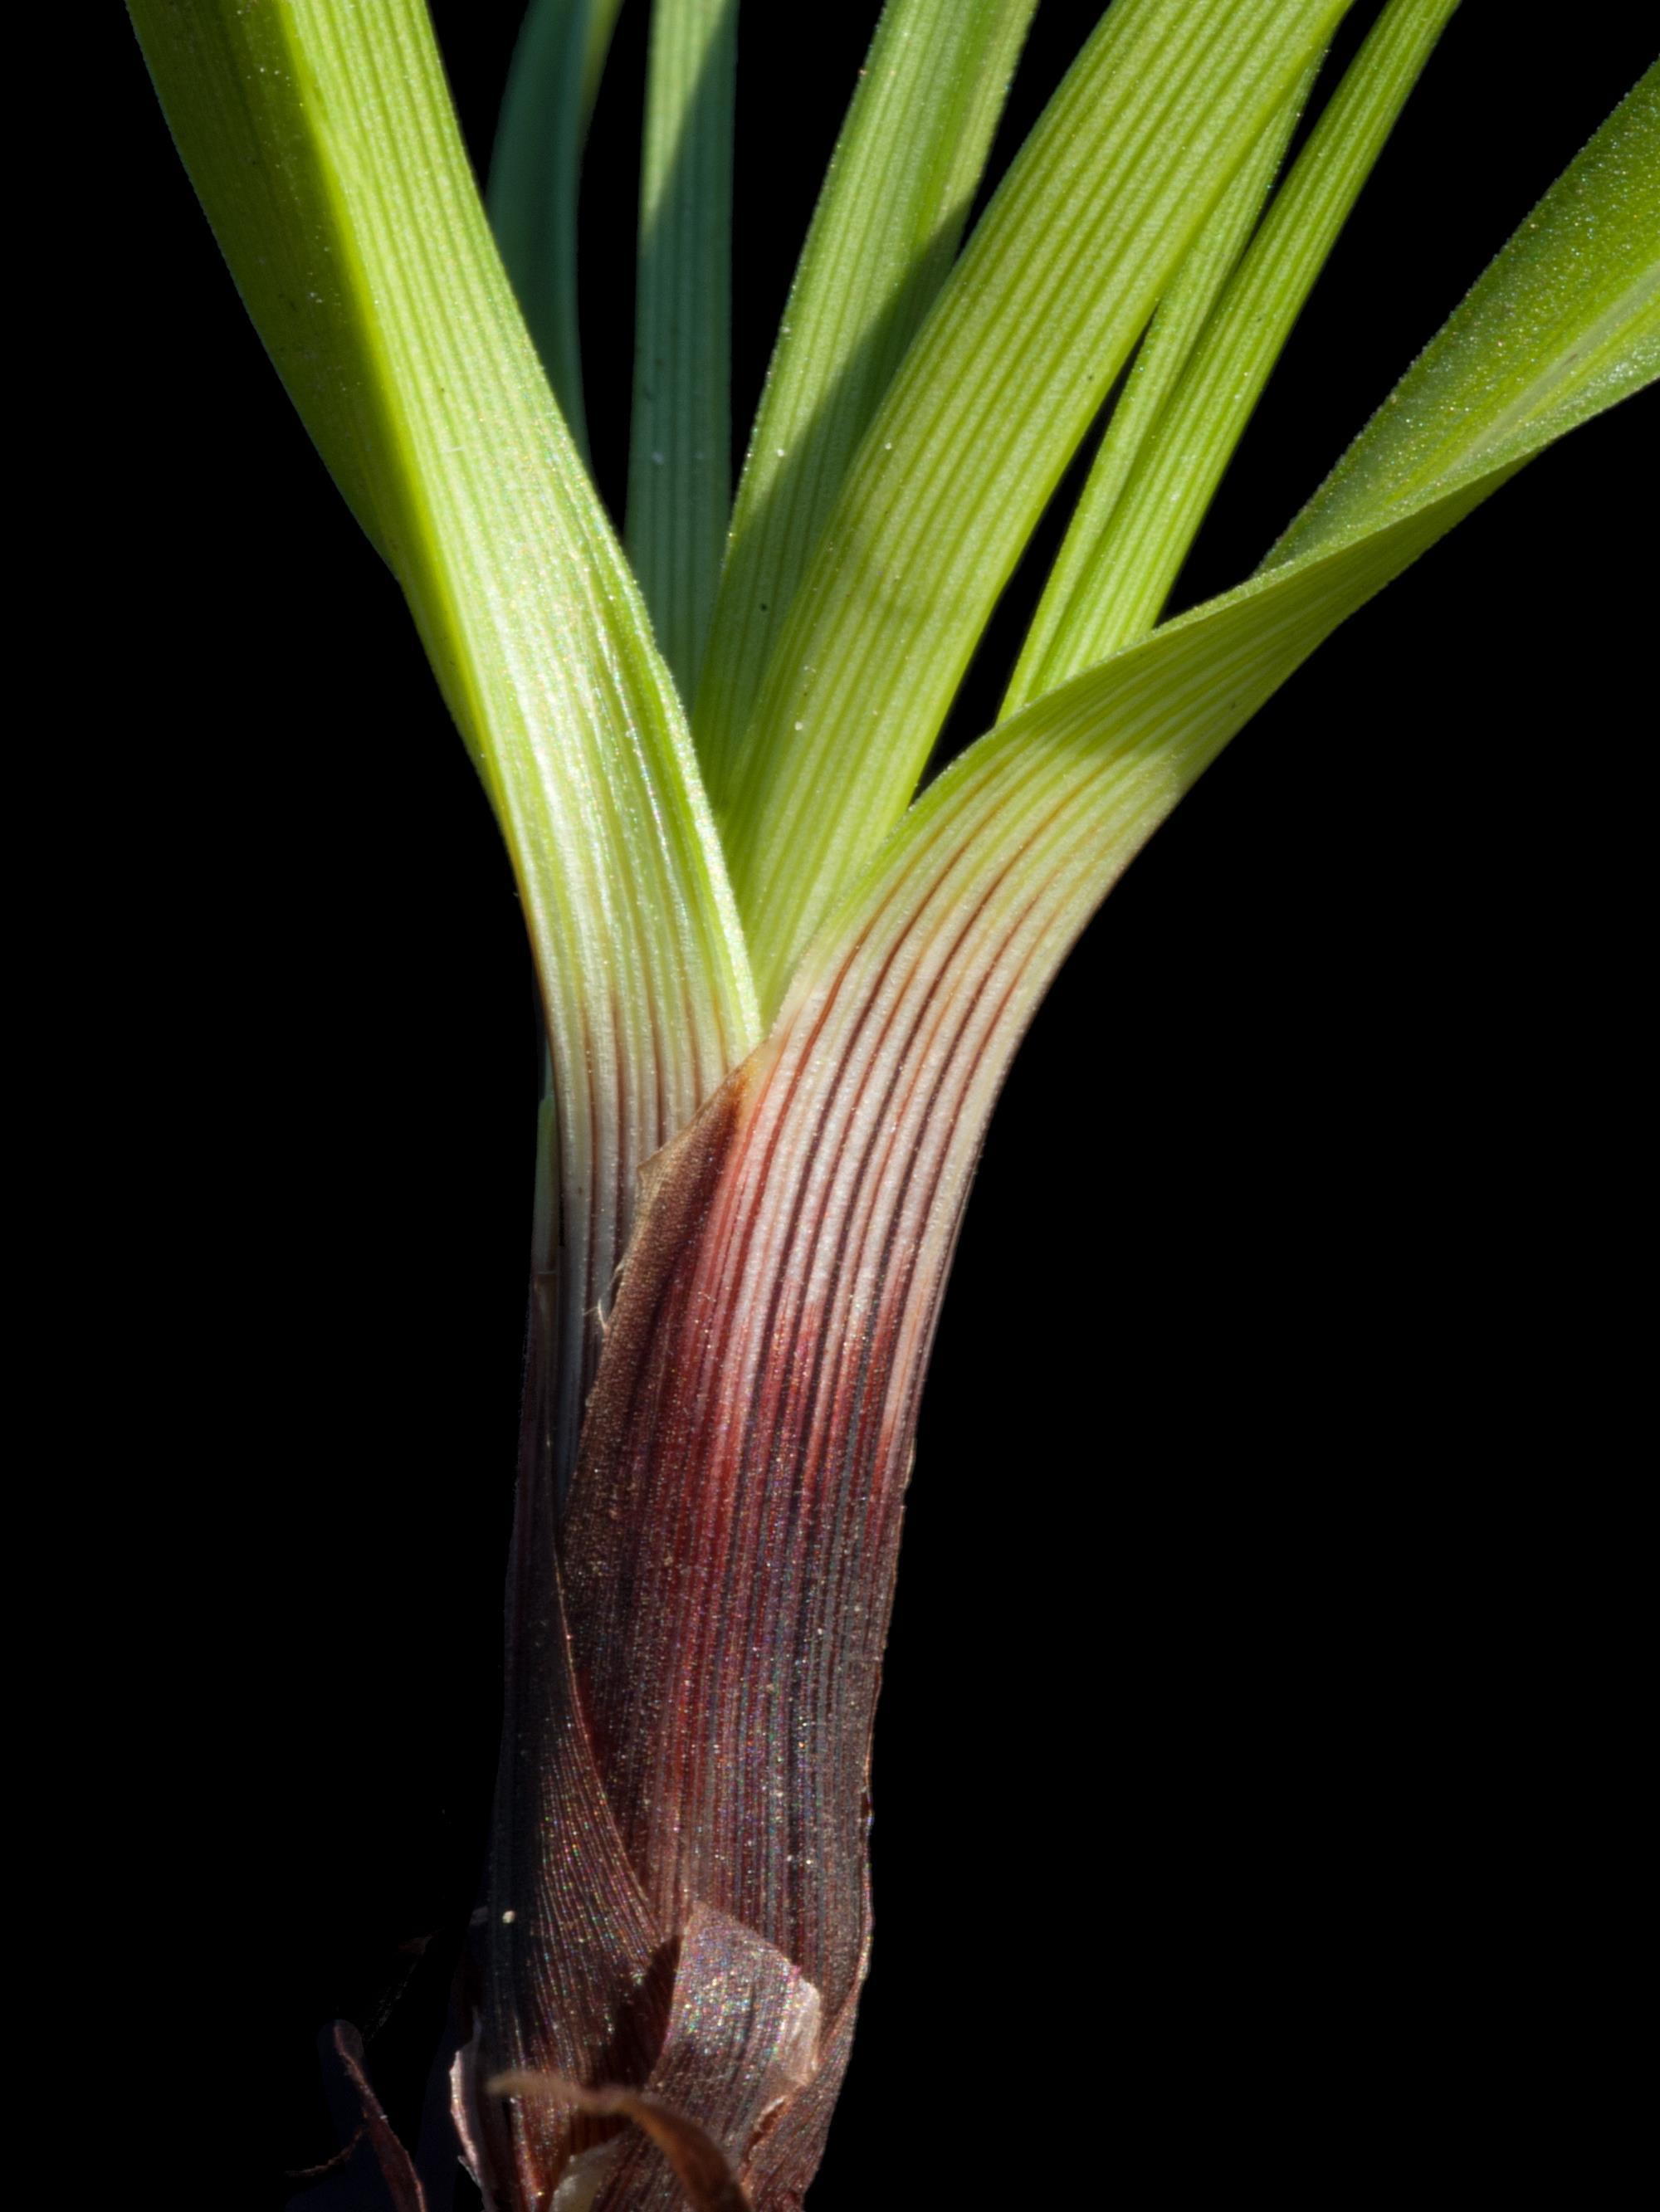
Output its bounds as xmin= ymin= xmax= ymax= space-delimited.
xmin=1270 ymin=56 xmax=1660 ymax=565
xmin=627 ymin=0 xmax=739 ymax=700
xmin=716 ymin=0 xmax=1352 ymax=1019
xmin=1001 ymin=48 xmax=1321 ymax=717
xmin=488 ymin=0 xmax=626 ymax=463
xmin=693 ymin=0 xmax=1039 ymax=803
xmin=797 ymin=62 xmax=1660 ymax=1169
xmin=1028 ymin=0 xmax=1462 ymax=674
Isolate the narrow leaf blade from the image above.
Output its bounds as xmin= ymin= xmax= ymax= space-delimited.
xmin=1269 ymin=60 xmax=1660 ymax=564
xmin=627 ymin=0 xmax=739 ymax=698
xmin=1030 ymin=0 xmax=1462 ymax=675
xmin=693 ymin=0 xmax=1039 ymax=798
xmin=717 ymin=0 xmax=1351 ymax=1018
xmin=488 ymin=0 xmax=626 ymax=461
xmin=816 ymin=62 xmax=1659 ymax=1213
xmin=1000 ymin=49 xmax=1320 ymax=715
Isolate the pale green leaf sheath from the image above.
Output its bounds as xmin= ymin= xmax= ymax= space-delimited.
xmin=128 ymin=0 xmax=759 ymax=1492
xmin=490 ymin=0 xmax=625 ymax=465
xmin=720 ymin=0 xmax=1354 ymax=1019
xmin=1025 ymin=0 xmax=1462 ymax=682
xmin=694 ymin=0 xmax=1039 ymax=800
xmin=1002 ymin=51 xmax=1321 ymax=716
xmin=627 ymin=0 xmax=739 ymax=700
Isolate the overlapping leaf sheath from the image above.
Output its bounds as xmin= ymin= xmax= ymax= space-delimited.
xmin=475 ymin=951 xmax=1006 ymax=2207
xmin=471 ymin=71 xmax=1658 ymax=2204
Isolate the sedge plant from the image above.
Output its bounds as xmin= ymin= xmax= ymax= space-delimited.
xmin=130 ymin=2 xmax=1658 ymax=2206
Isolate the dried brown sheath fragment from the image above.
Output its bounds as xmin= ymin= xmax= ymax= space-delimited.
xmin=491 ymin=2070 xmax=749 ymax=2212
xmin=316 ymin=2021 xmax=429 ymax=2212
xmin=491 ymin=1898 xmax=819 ymax=2210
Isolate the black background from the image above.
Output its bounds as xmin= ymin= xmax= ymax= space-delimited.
xmin=103 ymin=5 xmax=1652 ymax=2202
